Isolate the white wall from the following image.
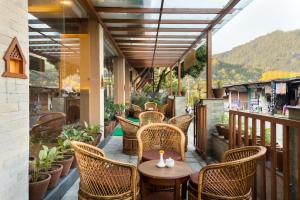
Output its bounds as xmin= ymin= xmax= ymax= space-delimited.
xmin=0 ymin=0 xmax=29 ymax=199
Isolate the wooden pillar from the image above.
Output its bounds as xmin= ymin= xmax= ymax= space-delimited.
xmin=79 ymin=19 xmax=103 ymax=125
xmin=125 ymin=65 xmax=131 ymax=103
xmin=206 ymin=30 xmax=213 ymax=98
xmin=113 ymin=57 xmax=125 ymax=104
xmin=169 ymin=66 xmax=173 ymax=95
xmin=178 ymin=61 xmax=182 ymax=96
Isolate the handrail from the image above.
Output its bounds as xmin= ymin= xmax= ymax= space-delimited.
xmin=229 ymin=109 xmax=300 ymax=200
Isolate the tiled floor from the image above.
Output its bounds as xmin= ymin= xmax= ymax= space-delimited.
xmin=62 ymin=124 xmax=206 ymax=200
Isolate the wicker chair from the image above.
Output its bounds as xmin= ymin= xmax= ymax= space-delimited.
xmin=31 ymin=112 xmax=66 ymax=142
xmin=139 ymin=111 xmax=164 ymax=127
xmin=116 ymin=116 xmax=140 ymax=155
xmin=132 ymin=104 xmax=142 ymax=119
xmin=188 ymin=146 xmax=266 ymax=200
xmin=168 ymin=114 xmax=194 ymax=151
xmin=144 ymin=102 xmax=157 ymax=111
xmin=158 ymin=104 xmax=168 ymax=116
xmin=71 ymin=141 xmax=139 ymax=200
xmin=136 ymin=123 xmax=185 ymax=163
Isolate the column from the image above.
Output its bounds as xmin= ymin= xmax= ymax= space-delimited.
xmin=178 ymin=61 xmax=182 ymax=96
xmin=113 ymin=57 xmax=125 ymax=104
xmin=125 ymin=64 xmax=131 ymax=103
xmin=206 ymin=30 xmax=213 ymax=98
xmin=80 ymin=19 xmax=103 ymax=125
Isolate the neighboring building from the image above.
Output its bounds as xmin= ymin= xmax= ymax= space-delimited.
xmin=223 ymin=77 xmax=300 ymax=114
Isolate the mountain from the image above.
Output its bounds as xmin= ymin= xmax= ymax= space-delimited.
xmin=213 ymin=29 xmax=300 ymax=84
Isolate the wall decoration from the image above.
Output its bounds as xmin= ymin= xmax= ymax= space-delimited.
xmin=2 ymin=37 xmax=27 ymax=79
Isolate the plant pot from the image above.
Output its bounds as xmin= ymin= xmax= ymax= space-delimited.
xmin=104 ymin=124 xmax=110 ymax=138
xmin=41 ymin=164 xmax=63 ymax=189
xmin=213 ymin=88 xmax=225 ymax=99
xmin=222 ymin=127 xmax=230 ymax=140
xmin=54 ymin=155 xmax=74 ymax=177
xmin=111 ymin=120 xmax=116 ymax=129
xmin=64 ymin=151 xmax=77 ymax=169
xmin=29 ymin=173 xmax=51 ymax=200
xmin=216 ymin=124 xmax=226 ymax=136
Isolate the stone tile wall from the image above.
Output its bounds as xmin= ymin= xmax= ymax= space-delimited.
xmin=0 ymin=0 xmax=29 ymax=199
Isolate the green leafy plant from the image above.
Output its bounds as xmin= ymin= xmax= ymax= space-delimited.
xmin=114 ymin=104 xmax=127 ymax=116
xmin=62 ymin=127 xmax=94 ymax=142
xmin=39 ymin=146 xmax=63 ymax=171
xmin=216 ymin=80 xmax=223 ymax=89
xmin=30 ymin=159 xmax=42 ymax=183
xmin=83 ymin=121 xmax=101 ymax=135
xmin=57 ymin=137 xmax=72 ymax=153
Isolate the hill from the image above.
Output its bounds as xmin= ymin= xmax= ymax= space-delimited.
xmin=213 ymin=29 xmax=300 ymax=84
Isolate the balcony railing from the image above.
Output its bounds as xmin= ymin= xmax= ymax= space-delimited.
xmin=229 ymin=110 xmax=300 ymax=200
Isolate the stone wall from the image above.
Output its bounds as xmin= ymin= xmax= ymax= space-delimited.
xmin=0 ymin=0 xmax=29 ymax=199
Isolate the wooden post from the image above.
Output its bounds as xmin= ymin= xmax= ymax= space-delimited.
xmin=169 ymin=66 xmax=173 ymax=95
xmin=178 ymin=61 xmax=182 ymax=96
xmin=206 ymin=30 xmax=212 ymax=98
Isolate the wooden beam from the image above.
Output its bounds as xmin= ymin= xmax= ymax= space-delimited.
xmin=108 ymin=27 xmax=205 ymax=32
xmin=104 ymin=18 xmax=217 ymax=24
xmin=96 ymin=7 xmax=233 ymax=14
xmin=119 ymin=45 xmax=191 ymax=48
xmin=174 ymin=0 xmax=241 ymax=67
xmin=112 ymin=34 xmax=198 ymax=39
xmin=29 ymin=40 xmax=79 ymax=45
xmin=178 ymin=61 xmax=182 ymax=96
xmin=29 ymin=18 xmax=86 ymax=24
xmin=206 ymin=30 xmax=212 ymax=98
xmin=122 ymin=49 xmax=186 ymax=52
xmin=116 ymin=39 xmax=193 ymax=44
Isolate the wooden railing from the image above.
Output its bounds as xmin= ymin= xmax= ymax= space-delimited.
xmin=194 ymin=103 xmax=207 ymax=158
xmin=229 ymin=110 xmax=300 ymax=200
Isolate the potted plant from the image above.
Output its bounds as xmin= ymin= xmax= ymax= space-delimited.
xmin=39 ymin=146 xmax=63 ymax=189
xmin=54 ymin=153 xmax=74 ymax=177
xmin=215 ymin=113 xmax=228 ymax=137
xmin=57 ymin=137 xmax=77 ymax=168
xmin=104 ymin=112 xmax=110 ymax=138
xmin=213 ymin=80 xmax=225 ymax=98
xmin=83 ymin=121 xmax=102 ymax=145
xmin=29 ymin=158 xmax=51 ymax=200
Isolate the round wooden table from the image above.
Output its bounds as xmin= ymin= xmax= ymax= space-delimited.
xmin=138 ymin=160 xmax=193 ymax=200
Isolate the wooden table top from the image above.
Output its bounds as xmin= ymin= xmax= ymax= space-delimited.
xmin=138 ymin=160 xmax=193 ymax=180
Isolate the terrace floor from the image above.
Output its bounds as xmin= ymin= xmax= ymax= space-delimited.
xmin=62 ymin=124 xmax=206 ymax=200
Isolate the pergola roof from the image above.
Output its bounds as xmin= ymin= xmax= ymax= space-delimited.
xmin=89 ymin=0 xmax=253 ymax=68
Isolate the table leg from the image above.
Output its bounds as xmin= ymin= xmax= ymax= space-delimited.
xmin=174 ymin=179 xmax=181 ymax=200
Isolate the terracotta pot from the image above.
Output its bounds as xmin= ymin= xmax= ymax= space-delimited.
xmin=277 ymin=149 xmax=283 ymax=172
xmin=222 ymin=127 xmax=230 ymax=140
xmin=215 ymin=124 xmax=225 ymax=136
xmin=29 ymin=173 xmax=51 ymax=200
xmin=41 ymin=164 xmax=63 ymax=189
xmin=213 ymin=88 xmax=225 ymax=98
xmin=64 ymin=152 xmax=77 ymax=169
xmin=54 ymin=155 xmax=74 ymax=177
xmin=104 ymin=125 xmax=110 ymax=138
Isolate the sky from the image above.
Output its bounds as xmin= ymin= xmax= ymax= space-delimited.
xmin=213 ymin=0 xmax=300 ymax=55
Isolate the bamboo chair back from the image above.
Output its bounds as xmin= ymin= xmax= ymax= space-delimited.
xmin=136 ymin=123 xmax=185 ymax=163
xmin=71 ymin=141 xmax=138 ymax=200
xmin=131 ymin=104 xmax=142 ymax=119
xmin=198 ymin=146 xmax=266 ymax=200
xmin=144 ymin=102 xmax=157 ymax=111
xmin=139 ymin=111 xmax=164 ymax=127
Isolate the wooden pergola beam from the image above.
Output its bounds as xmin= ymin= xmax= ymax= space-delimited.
xmin=116 ymin=40 xmax=193 ymax=44
xmin=108 ymin=27 xmax=205 ymax=32
xmin=119 ymin=45 xmax=191 ymax=48
xmin=112 ymin=35 xmax=198 ymax=39
xmin=29 ymin=40 xmax=79 ymax=45
xmin=122 ymin=49 xmax=186 ymax=52
xmin=103 ymin=19 xmax=218 ymax=24
xmin=96 ymin=7 xmax=234 ymax=14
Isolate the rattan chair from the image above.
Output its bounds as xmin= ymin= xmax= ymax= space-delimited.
xmin=188 ymin=146 xmax=266 ymax=200
xmin=136 ymin=123 xmax=185 ymax=163
xmin=132 ymin=104 xmax=142 ymax=119
xmin=71 ymin=141 xmax=139 ymax=200
xmin=158 ymin=104 xmax=168 ymax=116
xmin=116 ymin=116 xmax=140 ymax=155
xmin=144 ymin=102 xmax=157 ymax=111
xmin=168 ymin=114 xmax=194 ymax=151
xmin=139 ymin=111 xmax=164 ymax=127
xmin=31 ymin=112 xmax=66 ymax=142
